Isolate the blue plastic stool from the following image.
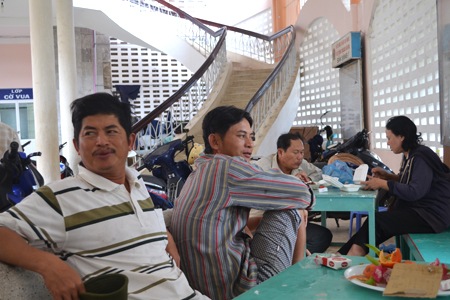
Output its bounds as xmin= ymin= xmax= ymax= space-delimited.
xmin=349 ymin=207 xmax=388 ymax=239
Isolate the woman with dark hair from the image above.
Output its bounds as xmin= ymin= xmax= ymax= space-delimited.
xmin=339 ymin=116 xmax=450 ymax=256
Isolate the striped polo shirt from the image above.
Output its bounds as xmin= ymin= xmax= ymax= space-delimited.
xmin=0 ymin=166 xmax=207 ymax=300
xmin=171 ymin=154 xmax=314 ymax=300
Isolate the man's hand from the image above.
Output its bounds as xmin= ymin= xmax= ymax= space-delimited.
xmin=362 ymin=175 xmax=388 ymax=191
xmin=0 ymin=228 xmax=85 ymax=300
xmin=40 ymin=257 xmax=85 ymax=300
xmin=166 ymin=231 xmax=180 ymax=267
xmin=295 ymin=172 xmax=310 ymax=183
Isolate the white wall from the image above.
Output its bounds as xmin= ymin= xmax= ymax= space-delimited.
xmin=203 ymin=0 xmax=272 ymax=26
xmin=293 ymin=0 xmax=403 ymax=171
xmin=0 ymin=45 xmax=32 ymax=88
xmin=73 ymin=0 xmax=206 ymax=72
xmin=256 ymin=70 xmax=301 ymax=157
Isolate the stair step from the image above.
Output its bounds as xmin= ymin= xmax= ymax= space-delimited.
xmin=231 ymin=76 xmax=269 ymax=83
xmin=220 ymin=99 xmax=250 ymax=109
xmin=233 ymin=69 xmax=273 ymax=76
xmin=227 ymin=86 xmax=260 ymax=95
xmin=222 ymin=94 xmax=253 ymax=102
xmin=228 ymin=79 xmax=268 ymax=87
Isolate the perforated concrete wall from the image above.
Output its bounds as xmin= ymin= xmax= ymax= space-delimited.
xmin=369 ymin=0 xmax=442 ymax=154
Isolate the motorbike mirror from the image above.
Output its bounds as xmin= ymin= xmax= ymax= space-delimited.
xmin=27 ymin=152 xmax=42 ymax=159
xmin=21 ymin=141 xmax=31 ymax=149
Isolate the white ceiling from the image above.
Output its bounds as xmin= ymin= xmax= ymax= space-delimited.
xmin=0 ymin=0 xmax=56 ymax=43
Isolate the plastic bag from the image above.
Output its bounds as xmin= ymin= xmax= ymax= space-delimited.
xmin=322 ymin=160 xmax=354 ymax=184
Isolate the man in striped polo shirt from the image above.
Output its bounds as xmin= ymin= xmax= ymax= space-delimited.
xmin=0 ymin=93 xmax=208 ymax=300
xmin=171 ymin=106 xmax=314 ymax=300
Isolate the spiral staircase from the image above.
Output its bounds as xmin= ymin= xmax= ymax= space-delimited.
xmin=73 ymin=0 xmax=301 ymax=165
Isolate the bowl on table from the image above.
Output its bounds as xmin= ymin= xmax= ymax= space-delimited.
xmin=308 ymin=180 xmax=330 ymax=189
xmin=340 ymin=184 xmax=362 ymax=192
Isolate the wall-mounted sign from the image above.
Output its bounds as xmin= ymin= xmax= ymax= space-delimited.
xmin=331 ymin=32 xmax=361 ymax=68
xmin=0 ymin=88 xmax=33 ymax=101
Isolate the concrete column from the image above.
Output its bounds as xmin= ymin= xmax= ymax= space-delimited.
xmin=272 ymin=0 xmax=287 ymax=62
xmin=29 ymin=0 xmax=60 ymax=183
xmin=56 ymin=0 xmax=79 ymax=174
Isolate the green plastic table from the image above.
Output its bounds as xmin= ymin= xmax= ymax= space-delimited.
xmin=311 ymin=187 xmax=378 ymax=255
xmin=235 ymin=255 xmax=450 ymax=300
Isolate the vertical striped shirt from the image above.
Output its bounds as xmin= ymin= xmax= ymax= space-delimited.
xmin=0 ymin=166 xmax=208 ymax=300
xmin=171 ymin=154 xmax=314 ymax=300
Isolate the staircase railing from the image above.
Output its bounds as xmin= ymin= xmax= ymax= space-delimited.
xmin=198 ymin=18 xmax=297 ymax=135
xmin=121 ymin=0 xmax=218 ymax=56
xmin=244 ymin=27 xmax=297 ymax=136
xmin=127 ymin=0 xmax=297 ymax=166
xmin=197 ymin=19 xmax=293 ymax=64
xmin=122 ymin=0 xmax=292 ymax=64
xmin=132 ymin=28 xmax=227 ymax=162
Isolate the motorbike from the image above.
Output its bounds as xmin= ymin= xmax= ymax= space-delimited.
xmin=0 ymin=141 xmax=44 ymax=212
xmin=320 ymin=128 xmax=393 ymax=174
xmin=136 ymin=135 xmax=200 ymax=210
xmin=59 ymin=142 xmax=74 ymax=179
xmin=308 ymin=110 xmax=392 ymax=173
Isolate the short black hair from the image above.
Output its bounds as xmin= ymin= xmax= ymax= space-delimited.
xmin=71 ymin=93 xmax=133 ymax=146
xmin=385 ymin=116 xmax=422 ymax=151
xmin=202 ymin=106 xmax=253 ymax=154
xmin=277 ymin=132 xmax=304 ymax=151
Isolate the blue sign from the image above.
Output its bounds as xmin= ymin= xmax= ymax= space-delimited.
xmin=0 ymin=88 xmax=33 ymax=101
xmin=331 ymin=32 xmax=362 ymax=68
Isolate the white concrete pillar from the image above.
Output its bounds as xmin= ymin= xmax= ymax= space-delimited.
xmin=56 ymin=0 xmax=79 ymax=174
xmin=29 ymin=0 xmax=60 ymax=183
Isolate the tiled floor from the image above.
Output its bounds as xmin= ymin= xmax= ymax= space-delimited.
xmin=317 ymin=216 xmax=396 ymax=254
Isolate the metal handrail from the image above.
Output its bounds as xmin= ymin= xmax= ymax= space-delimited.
xmin=133 ymin=0 xmax=293 ymax=63
xmin=149 ymin=0 xmax=298 ymax=127
xmin=132 ymin=27 xmax=226 ymax=133
xmin=245 ymin=27 xmax=295 ymax=112
xmin=129 ymin=0 xmax=297 ymax=162
xmin=244 ymin=27 xmax=297 ymax=134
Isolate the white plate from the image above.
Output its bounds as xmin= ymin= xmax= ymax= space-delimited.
xmin=341 ymin=184 xmax=362 ymax=192
xmin=344 ymin=264 xmax=450 ymax=296
xmin=322 ymin=175 xmax=344 ymax=188
xmin=308 ymin=180 xmax=330 ymax=189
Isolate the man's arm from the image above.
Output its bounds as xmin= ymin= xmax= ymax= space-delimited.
xmin=0 ymin=227 xmax=85 ymax=300
xmin=166 ymin=230 xmax=180 ymax=267
xmin=228 ymin=157 xmax=314 ymax=211
xmin=299 ymin=160 xmax=322 ymax=183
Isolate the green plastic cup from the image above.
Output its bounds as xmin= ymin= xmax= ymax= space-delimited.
xmin=79 ymin=274 xmax=128 ymax=300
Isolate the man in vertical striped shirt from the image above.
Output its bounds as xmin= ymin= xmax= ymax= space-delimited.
xmin=172 ymin=106 xmax=315 ymax=300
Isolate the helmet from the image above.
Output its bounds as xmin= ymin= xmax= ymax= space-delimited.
xmin=188 ymin=143 xmax=204 ymax=164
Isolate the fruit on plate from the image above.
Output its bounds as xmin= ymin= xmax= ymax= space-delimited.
xmin=429 ymin=258 xmax=450 ymax=280
xmin=371 ymin=265 xmax=392 ymax=284
xmin=347 ymin=275 xmax=369 ymax=282
xmin=379 ymin=248 xmax=402 ymax=268
xmin=349 ymin=245 xmax=449 ymax=289
xmin=365 ymin=244 xmax=402 ymax=268
xmin=363 ymin=264 xmax=376 ymax=278
xmin=347 ymin=244 xmax=412 ymax=286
